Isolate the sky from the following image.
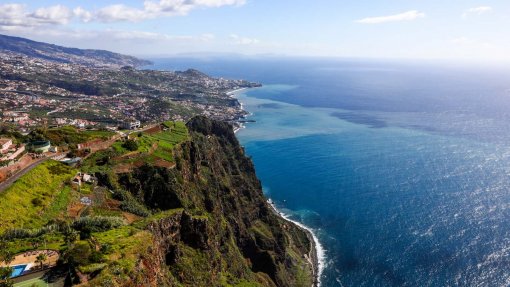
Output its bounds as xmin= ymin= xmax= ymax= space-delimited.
xmin=0 ymin=0 xmax=508 ymax=62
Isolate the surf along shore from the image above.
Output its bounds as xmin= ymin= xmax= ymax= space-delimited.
xmin=228 ymin=87 xmax=323 ymax=286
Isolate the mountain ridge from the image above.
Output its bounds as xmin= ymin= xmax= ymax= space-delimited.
xmin=0 ymin=34 xmax=151 ymax=68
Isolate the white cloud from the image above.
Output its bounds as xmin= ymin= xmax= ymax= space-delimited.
xmin=108 ymin=30 xmax=214 ymax=42
xmin=95 ymin=4 xmax=149 ymax=22
xmin=73 ymin=7 xmax=93 ymax=23
xmin=356 ymin=10 xmax=425 ymax=24
xmin=96 ymin=0 xmax=246 ymax=22
xmin=463 ymin=6 xmax=492 ymax=17
xmin=451 ymin=37 xmax=493 ymax=49
xmin=28 ymin=5 xmax=73 ymax=25
xmin=0 ymin=0 xmax=246 ymax=28
xmin=0 ymin=3 xmax=75 ymax=27
xmin=0 ymin=4 xmax=28 ymax=27
xmin=451 ymin=37 xmax=475 ymax=45
xmin=229 ymin=34 xmax=259 ymax=45
xmin=200 ymin=33 xmax=216 ymax=41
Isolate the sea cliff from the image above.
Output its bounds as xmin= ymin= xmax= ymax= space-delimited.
xmin=89 ymin=116 xmax=316 ymax=286
xmin=0 ymin=116 xmax=316 ymax=286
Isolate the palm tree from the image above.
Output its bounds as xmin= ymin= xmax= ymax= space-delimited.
xmin=35 ymin=253 xmax=47 ymax=270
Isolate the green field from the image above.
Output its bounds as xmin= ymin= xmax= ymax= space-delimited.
xmin=14 ymin=278 xmax=50 ymax=287
xmin=111 ymin=122 xmax=188 ymax=163
xmin=0 ymin=160 xmax=76 ymax=233
xmin=44 ymin=126 xmax=115 ymax=146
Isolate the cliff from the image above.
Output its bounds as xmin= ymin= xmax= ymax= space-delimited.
xmin=0 ymin=117 xmax=314 ymax=286
xmin=84 ymin=117 xmax=315 ymax=286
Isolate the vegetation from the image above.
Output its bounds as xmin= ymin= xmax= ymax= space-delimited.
xmin=122 ymin=139 xmax=138 ymax=151
xmin=0 ymin=161 xmax=76 ymax=233
xmin=114 ymin=190 xmax=151 ymax=217
xmin=0 ymin=118 xmax=313 ymax=287
xmin=72 ymin=216 xmax=125 ymax=233
xmin=0 ymin=240 xmax=14 ymax=287
xmin=30 ymin=126 xmax=115 ymax=146
xmin=35 ymin=253 xmax=47 ymax=269
xmin=112 ymin=122 xmax=188 ymax=161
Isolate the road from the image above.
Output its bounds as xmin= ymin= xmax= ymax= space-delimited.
xmin=0 ymin=124 xmax=156 ymax=193
xmin=0 ymin=158 xmax=48 ymax=193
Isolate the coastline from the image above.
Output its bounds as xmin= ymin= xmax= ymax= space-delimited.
xmin=227 ymin=87 xmax=253 ymax=134
xmin=267 ymin=200 xmax=323 ymax=287
xmin=226 ymin=87 xmax=250 ymax=96
xmin=229 ymin=87 xmax=323 ymax=286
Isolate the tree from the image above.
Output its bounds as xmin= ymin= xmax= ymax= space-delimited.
xmin=63 ymin=229 xmax=78 ymax=246
xmin=0 ymin=268 xmax=13 ymax=287
xmin=122 ymin=139 xmax=138 ymax=151
xmin=0 ymin=240 xmax=14 ymax=287
xmin=35 ymin=253 xmax=47 ymax=270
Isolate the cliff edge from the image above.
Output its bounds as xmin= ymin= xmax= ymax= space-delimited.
xmin=85 ymin=116 xmax=316 ymax=286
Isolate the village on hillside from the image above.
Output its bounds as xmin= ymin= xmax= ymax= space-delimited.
xmin=0 ymin=51 xmax=259 ymax=133
xmin=0 ymin=120 xmax=191 ymax=286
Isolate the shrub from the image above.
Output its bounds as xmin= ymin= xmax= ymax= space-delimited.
xmin=114 ymin=190 xmax=151 ymax=217
xmin=120 ymin=200 xmax=151 ymax=217
xmin=67 ymin=241 xmax=92 ymax=266
xmin=100 ymin=243 xmax=112 ymax=254
xmin=31 ymin=198 xmax=43 ymax=207
xmin=1 ymin=224 xmax=60 ymax=240
xmin=122 ymin=139 xmax=138 ymax=151
xmin=72 ymin=216 xmax=125 ymax=233
xmin=89 ymin=251 xmax=104 ymax=263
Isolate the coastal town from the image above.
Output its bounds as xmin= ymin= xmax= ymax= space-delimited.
xmin=0 ymin=50 xmax=260 ymax=132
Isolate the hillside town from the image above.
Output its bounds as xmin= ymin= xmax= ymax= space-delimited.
xmin=0 ymin=51 xmax=260 ymax=132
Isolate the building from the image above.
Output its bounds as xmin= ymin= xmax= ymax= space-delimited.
xmin=82 ymin=174 xmax=95 ymax=183
xmin=121 ymin=120 xmax=141 ymax=130
xmin=60 ymin=157 xmax=82 ymax=167
xmin=0 ymin=138 xmax=12 ymax=153
xmin=29 ymin=140 xmax=51 ymax=153
xmin=0 ymin=145 xmax=25 ymax=161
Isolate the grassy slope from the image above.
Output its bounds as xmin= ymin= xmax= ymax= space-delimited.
xmin=0 ymin=160 xmax=76 ymax=233
xmin=44 ymin=126 xmax=115 ymax=146
xmin=0 ymin=125 xmax=190 ymax=279
xmin=112 ymin=121 xmax=188 ymax=163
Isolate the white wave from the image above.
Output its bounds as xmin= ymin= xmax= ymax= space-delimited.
xmin=267 ymin=200 xmax=326 ymax=286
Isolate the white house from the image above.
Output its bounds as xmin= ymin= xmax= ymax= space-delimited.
xmin=121 ymin=120 xmax=141 ymax=130
xmin=0 ymin=145 xmax=25 ymax=161
xmin=0 ymin=138 xmax=12 ymax=154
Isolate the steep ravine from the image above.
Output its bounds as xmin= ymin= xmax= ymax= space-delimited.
xmin=112 ymin=116 xmax=316 ymax=287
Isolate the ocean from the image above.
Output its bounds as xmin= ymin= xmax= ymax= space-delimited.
xmin=151 ymin=57 xmax=510 ymax=286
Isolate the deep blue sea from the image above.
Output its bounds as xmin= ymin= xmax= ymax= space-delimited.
xmin=151 ymin=57 xmax=510 ymax=286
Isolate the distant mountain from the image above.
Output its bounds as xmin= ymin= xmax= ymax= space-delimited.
xmin=0 ymin=34 xmax=151 ymax=68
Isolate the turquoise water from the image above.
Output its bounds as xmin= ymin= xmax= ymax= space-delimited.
xmin=11 ymin=265 xmax=26 ymax=277
xmin=153 ymin=58 xmax=510 ymax=286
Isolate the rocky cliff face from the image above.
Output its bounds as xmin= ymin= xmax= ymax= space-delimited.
xmin=116 ymin=117 xmax=314 ymax=286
